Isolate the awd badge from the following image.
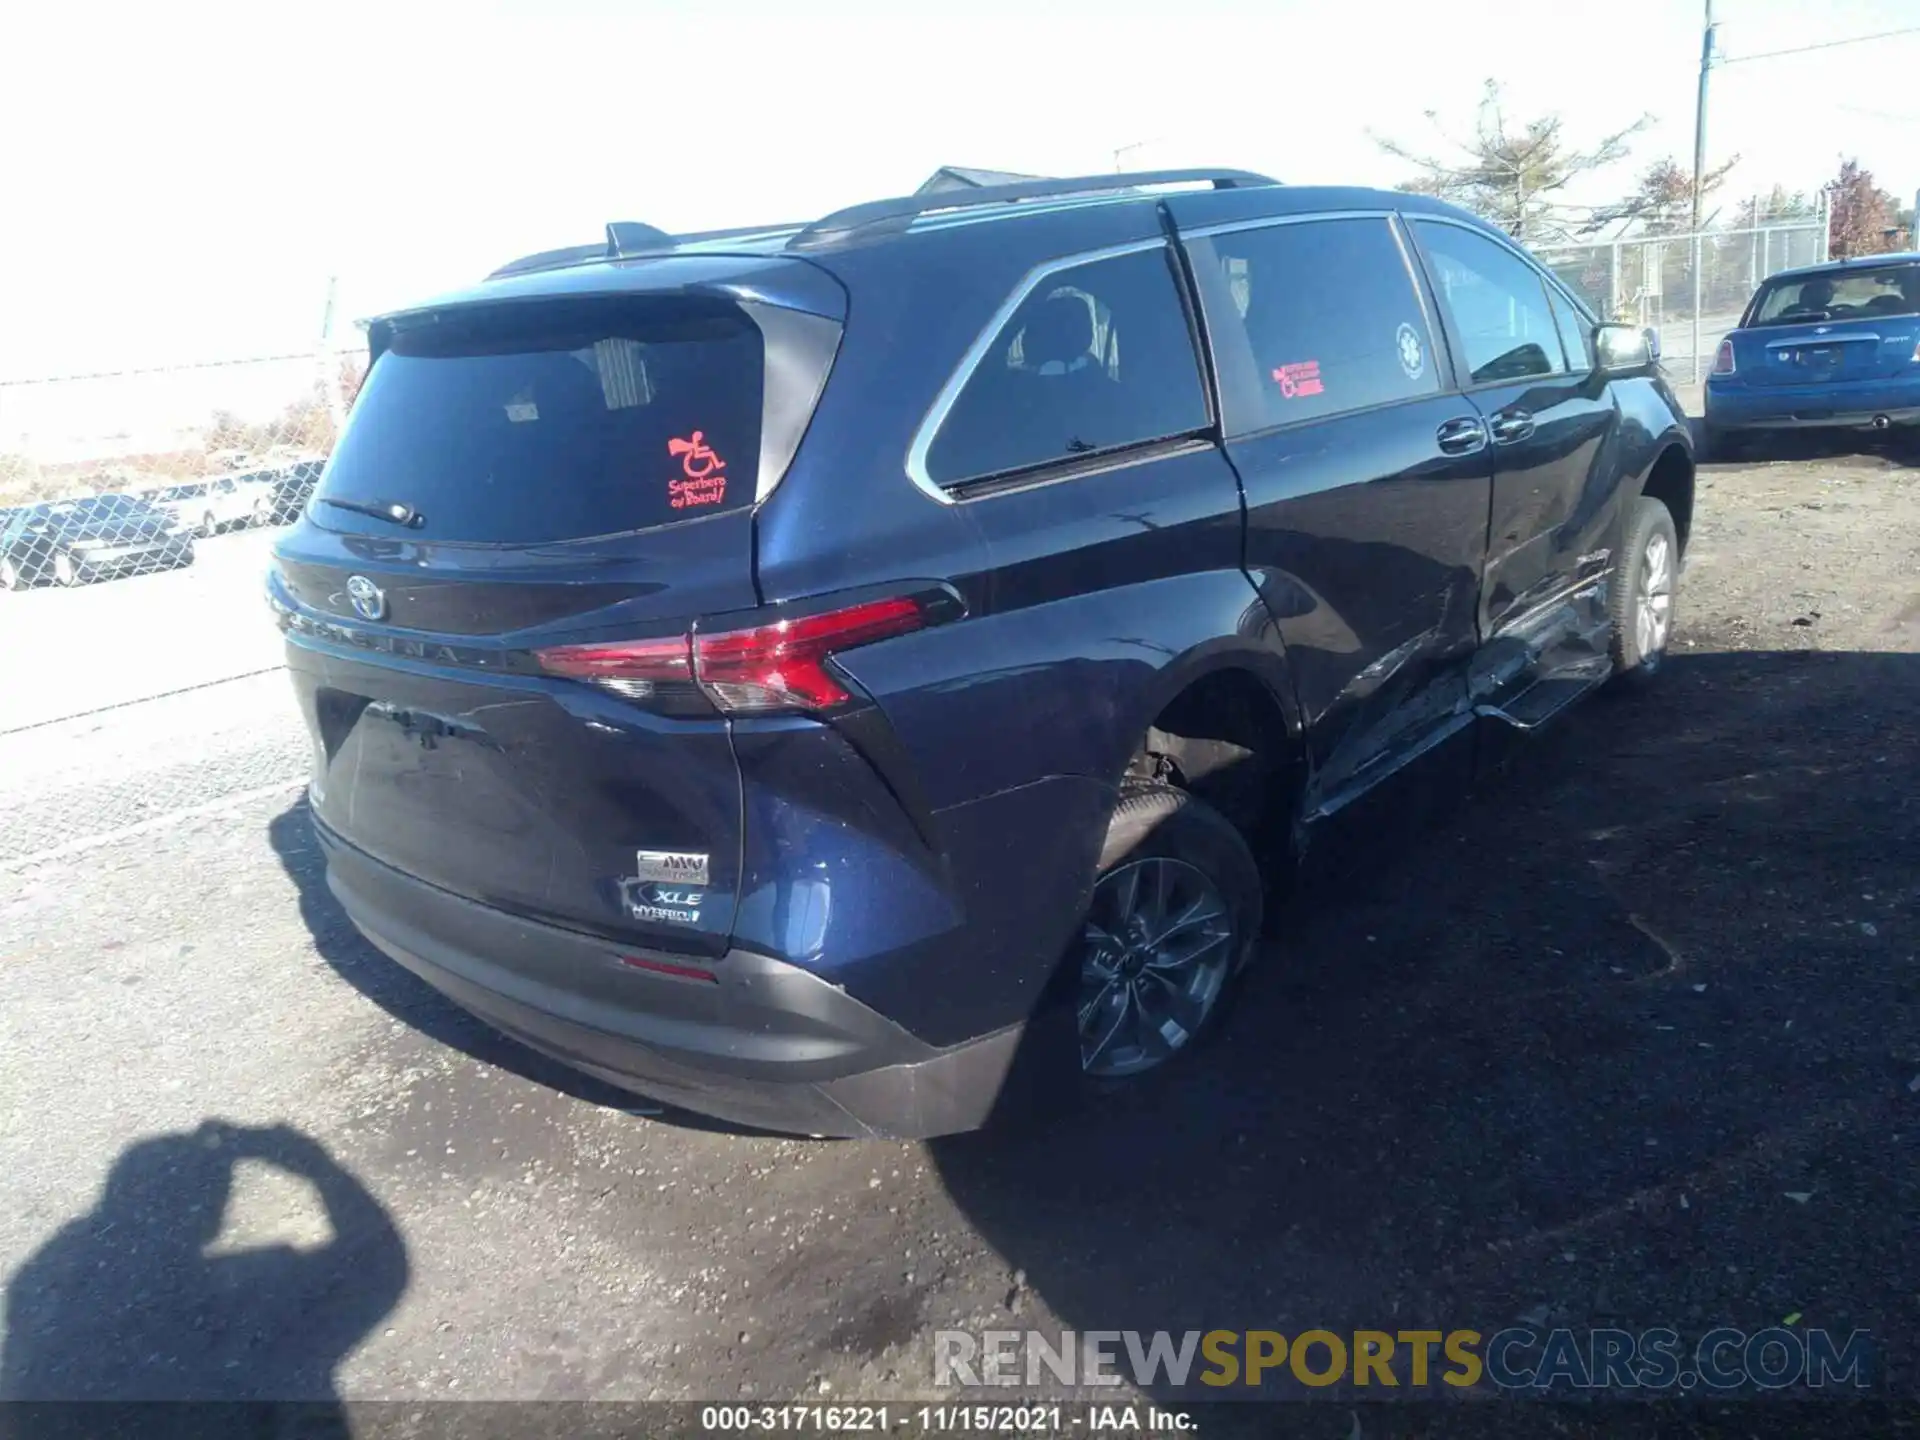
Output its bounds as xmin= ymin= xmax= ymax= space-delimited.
xmin=633 ymin=850 xmax=709 ymax=886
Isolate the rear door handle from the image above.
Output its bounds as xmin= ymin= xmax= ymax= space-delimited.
xmin=1436 ymin=417 xmax=1488 ymax=455
xmin=1490 ymin=409 xmax=1536 ymax=445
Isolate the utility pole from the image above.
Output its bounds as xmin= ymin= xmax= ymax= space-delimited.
xmin=1687 ymin=0 xmax=1717 ymax=383
xmin=1691 ymin=0 xmax=1717 ymax=231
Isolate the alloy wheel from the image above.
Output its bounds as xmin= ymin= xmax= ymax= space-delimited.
xmin=1077 ymin=856 xmax=1236 ymax=1078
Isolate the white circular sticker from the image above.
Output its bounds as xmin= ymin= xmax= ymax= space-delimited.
xmin=1396 ymin=323 xmax=1425 ymax=380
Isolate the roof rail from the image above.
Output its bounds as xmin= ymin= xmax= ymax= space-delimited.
xmin=785 ymin=168 xmax=1278 ymax=251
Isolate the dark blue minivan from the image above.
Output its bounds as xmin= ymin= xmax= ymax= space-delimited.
xmin=269 ymin=171 xmax=1696 ymax=1137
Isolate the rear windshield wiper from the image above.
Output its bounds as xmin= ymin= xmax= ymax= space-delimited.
xmin=316 ymin=496 xmax=425 ymax=529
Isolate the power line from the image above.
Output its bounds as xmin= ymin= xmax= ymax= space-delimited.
xmin=1720 ymin=25 xmax=1920 ymax=65
xmin=1836 ymin=102 xmax=1920 ymax=122
xmin=0 ymin=349 xmax=364 ymax=389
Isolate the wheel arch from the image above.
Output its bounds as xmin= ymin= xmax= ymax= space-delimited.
xmin=1115 ymin=641 xmax=1307 ymax=883
xmin=1639 ymin=438 xmax=1696 ymax=555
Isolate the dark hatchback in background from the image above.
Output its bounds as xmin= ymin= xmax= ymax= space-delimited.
xmin=270 ymin=170 xmax=1695 ymax=1138
xmin=1 ymin=494 xmax=195 ymax=590
xmin=1705 ymin=252 xmax=1920 ymax=455
xmin=258 ymin=460 xmax=327 ymax=526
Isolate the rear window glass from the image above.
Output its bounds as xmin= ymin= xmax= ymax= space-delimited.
xmin=1198 ymin=217 xmax=1441 ymax=432
xmin=924 ymin=246 xmax=1209 ymax=486
xmin=1748 ymin=264 xmax=1920 ymax=327
xmin=317 ymin=301 xmax=764 ymax=543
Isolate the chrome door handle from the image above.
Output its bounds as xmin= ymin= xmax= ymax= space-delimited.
xmin=1436 ymin=416 xmax=1488 ymax=455
xmin=1490 ymin=410 xmax=1536 ymax=444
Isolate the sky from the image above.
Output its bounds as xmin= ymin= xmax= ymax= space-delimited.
xmin=1 ymin=0 xmax=1916 ymax=440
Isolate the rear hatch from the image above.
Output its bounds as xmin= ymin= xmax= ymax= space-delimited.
xmin=270 ymin=257 xmax=845 ymax=956
xmin=1732 ymin=260 xmax=1920 ymax=387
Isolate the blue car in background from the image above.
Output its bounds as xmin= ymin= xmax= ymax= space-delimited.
xmin=1705 ymin=253 xmax=1920 ymax=457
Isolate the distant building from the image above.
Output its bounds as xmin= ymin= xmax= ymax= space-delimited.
xmin=915 ymin=167 xmax=1042 ymax=195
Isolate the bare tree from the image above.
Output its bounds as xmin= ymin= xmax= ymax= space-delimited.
xmin=1372 ymin=80 xmax=1653 ymax=244
xmin=337 ymin=355 xmax=367 ymax=411
xmin=1589 ymin=156 xmax=1739 ymax=236
xmin=1732 ymin=185 xmax=1816 ymax=229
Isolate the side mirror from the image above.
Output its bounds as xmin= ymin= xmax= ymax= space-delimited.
xmin=1594 ymin=323 xmax=1655 ymax=372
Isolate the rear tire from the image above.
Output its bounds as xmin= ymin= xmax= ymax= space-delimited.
xmin=1610 ymin=495 xmax=1679 ymax=691
xmin=1070 ymin=784 xmax=1263 ymax=1085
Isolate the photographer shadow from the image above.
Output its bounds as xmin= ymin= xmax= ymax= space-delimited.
xmin=2 ymin=1120 xmax=407 ymax=1416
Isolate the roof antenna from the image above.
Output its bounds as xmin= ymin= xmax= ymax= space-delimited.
xmin=606 ymin=221 xmax=675 ymax=258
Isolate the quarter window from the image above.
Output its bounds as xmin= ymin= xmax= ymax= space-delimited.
xmin=1412 ymin=221 xmax=1564 ymax=384
xmin=1198 ymin=217 xmax=1441 ymax=432
xmin=1549 ymin=288 xmax=1592 ymax=372
xmin=923 ymin=246 xmax=1210 ymax=487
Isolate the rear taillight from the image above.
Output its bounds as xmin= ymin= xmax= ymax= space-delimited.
xmin=1711 ymin=338 xmax=1736 ymax=376
xmin=693 ymin=596 xmax=926 ymax=712
xmin=531 ymin=634 xmax=693 ymax=687
xmin=534 ymin=595 xmax=929 ymax=715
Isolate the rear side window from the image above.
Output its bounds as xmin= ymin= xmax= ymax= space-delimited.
xmin=1412 ymin=221 xmax=1564 ymax=383
xmin=1748 ymin=263 xmax=1920 ymax=326
xmin=923 ymin=246 xmax=1209 ymax=486
xmin=318 ymin=300 xmax=764 ymax=543
xmin=1198 ymin=217 xmax=1441 ymax=432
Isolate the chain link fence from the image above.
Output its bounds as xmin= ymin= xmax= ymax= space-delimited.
xmin=1536 ymin=218 xmax=1828 ymax=381
xmin=0 ymin=346 xmax=362 ymax=867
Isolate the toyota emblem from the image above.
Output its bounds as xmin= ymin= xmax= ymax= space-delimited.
xmin=346 ymin=575 xmax=387 ymax=621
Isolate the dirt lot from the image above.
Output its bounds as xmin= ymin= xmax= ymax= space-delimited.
xmin=1 ymin=431 xmax=1916 ymax=1428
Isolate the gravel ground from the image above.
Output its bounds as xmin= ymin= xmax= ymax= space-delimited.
xmin=1 ymin=433 xmax=1916 ymax=1426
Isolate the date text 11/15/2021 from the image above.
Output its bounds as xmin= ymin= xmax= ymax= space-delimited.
xmin=699 ymin=1404 xmax=1196 ymax=1433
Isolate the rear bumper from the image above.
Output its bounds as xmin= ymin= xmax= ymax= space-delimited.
xmin=317 ymin=819 xmax=1022 ymax=1139
xmin=1705 ymin=376 xmax=1920 ymax=431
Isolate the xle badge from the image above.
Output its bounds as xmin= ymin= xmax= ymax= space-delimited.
xmin=634 ymin=850 xmax=710 ymax=886
xmin=620 ymin=879 xmax=704 ymax=927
